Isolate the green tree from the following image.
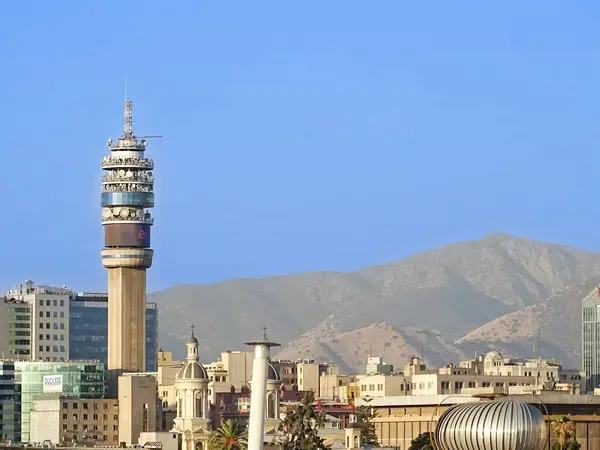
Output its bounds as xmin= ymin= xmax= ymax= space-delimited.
xmin=356 ymin=406 xmax=379 ymax=447
xmin=551 ymin=416 xmax=580 ymax=450
xmin=408 ymin=432 xmax=433 ymax=450
xmin=207 ymin=419 xmax=248 ymax=450
xmin=278 ymin=390 xmax=330 ymax=450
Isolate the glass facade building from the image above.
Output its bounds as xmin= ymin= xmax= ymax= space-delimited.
xmin=582 ymin=286 xmax=600 ymax=392
xmin=69 ymin=294 xmax=158 ymax=372
xmin=14 ymin=361 xmax=106 ymax=443
xmin=0 ymin=362 xmax=16 ymax=442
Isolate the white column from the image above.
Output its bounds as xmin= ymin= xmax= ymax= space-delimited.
xmin=247 ymin=344 xmax=269 ymax=450
xmin=204 ymin=389 xmax=210 ymax=419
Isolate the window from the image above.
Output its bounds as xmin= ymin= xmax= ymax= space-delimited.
xmin=60 ymin=323 xmax=65 ymax=329
xmin=93 ymin=414 xmax=98 ymax=420
xmin=46 ymin=323 xmax=50 ymax=329
xmin=38 ymin=346 xmax=43 ymax=351
xmin=53 ymin=312 xmax=57 ymax=318
xmin=83 ymin=403 xmax=88 ymax=409
xmin=63 ymin=403 xmax=68 ymax=409
xmin=60 ymin=334 xmax=64 ymax=341
xmin=46 ymin=312 xmax=50 ymax=318
xmin=73 ymin=424 xmax=78 ymax=431
xmin=39 ymin=323 xmax=43 ymax=329
xmin=39 ymin=312 xmax=43 ymax=318
xmin=46 ymin=334 xmax=50 ymax=340
xmin=46 ymin=300 xmax=50 ymax=306
xmin=60 ymin=300 xmax=64 ymax=307
xmin=62 ymin=424 xmax=67 ymax=431
xmin=60 ymin=311 xmax=64 ymax=318
xmin=73 ymin=414 xmax=78 ymax=420
xmin=104 ymin=415 xmax=108 ymax=420
xmin=46 ymin=346 xmax=50 ymax=351
xmin=39 ymin=334 xmax=43 ymax=340
xmin=83 ymin=414 xmax=88 ymax=420
xmin=53 ymin=300 xmax=57 ymax=307
xmin=39 ymin=300 xmax=43 ymax=306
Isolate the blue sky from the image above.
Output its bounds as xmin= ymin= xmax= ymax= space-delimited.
xmin=1 ymin=1 xmax=600 ymax=292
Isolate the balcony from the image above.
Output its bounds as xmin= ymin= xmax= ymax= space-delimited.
xmin=102 ymin=171 xmax=153 ymax=184
xmin=101 ymin=156 xmax=154 ymax=170
xmin=101 ymin=183 xmax=153 ymax=194
xmin=102 ymin=207 xmax=154 ymax=225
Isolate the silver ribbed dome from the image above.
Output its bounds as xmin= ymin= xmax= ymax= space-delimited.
xmin=435 ymin=400 xmax=547 ymax=450
xmin=176 ymin=361 xmax=208 ymax=380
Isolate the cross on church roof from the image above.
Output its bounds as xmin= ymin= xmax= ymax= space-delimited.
xmin=263 ymin=326 xmax=268 ymax=340
xmin=190 ymin=324 xmax=196 ymax=335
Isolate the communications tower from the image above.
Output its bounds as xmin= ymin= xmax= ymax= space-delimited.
xmin=101 ymin=100 xmax=155 ymax=391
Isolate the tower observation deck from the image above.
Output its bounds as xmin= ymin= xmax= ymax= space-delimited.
xmin=101 ymin=100 xmax=155 ymax=393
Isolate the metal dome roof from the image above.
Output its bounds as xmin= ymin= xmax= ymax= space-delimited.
xmin=434 ymin=400 xmax=547 ymax=450
xmin=176 ymin=361 xmax=208 ymax=381
xmin=268 ymin=363 xmax=280 ymax=382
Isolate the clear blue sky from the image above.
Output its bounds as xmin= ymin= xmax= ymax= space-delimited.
xmin=1 ymin=1 xmax=599 ymax=292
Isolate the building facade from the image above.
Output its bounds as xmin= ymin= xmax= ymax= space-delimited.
xmin=69 ymin=293 xmax=158 ymax=372
xmin=0 ymin=362 xmax=16 ymax=442
xmin=582 ymin=285 xmax=600 ymax=392
xmin=13 ymin=360 xmax=106 ymax=442
xmin=30 ymin=397 xmax=119 ymax=445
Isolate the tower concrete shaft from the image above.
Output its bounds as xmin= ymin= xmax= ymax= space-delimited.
xmin=101 ymin=100 xmax=155 ymax=389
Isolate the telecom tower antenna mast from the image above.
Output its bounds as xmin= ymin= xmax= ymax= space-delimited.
xmin=101 ymin=99 xmax=158 ymax=396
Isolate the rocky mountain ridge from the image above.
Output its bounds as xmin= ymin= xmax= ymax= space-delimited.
xmin=150 ymin=233 xmax=600 ymax=371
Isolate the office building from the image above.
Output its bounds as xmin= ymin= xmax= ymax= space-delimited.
xmin=101 ymin=99 xmax=155 ymax=385
xmin=0 ymin=281 xmax=70 ymax=361
xmin=0 ymin=362 xmax=16 ymax=442
xmin=30 ymin=397 xmax=119 ymax=445
xmin=69 ymin=293 xmax=158 ymax=372
xmin=13 ymin=360 xmax=106 ymax=442
xmin=582 ymin=285 xmax=600 ymax=392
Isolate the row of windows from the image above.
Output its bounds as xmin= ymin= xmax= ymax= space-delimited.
xmin=39 ymin=311 xmax=65 ymax=318
xmin=39 ymin=322 xmax=66 ymax=330
xmin=38 ymin=334 xmax=65 ymax=341
xmin=39 ymin=299 xmax=65 ymax=307
xmin=63 ymin=402 xmax=113 ymax=410
xmin=63 ymin=413 xmax=117 ymax=422
xmin=37 ymin=345 xmax=66 ymax=352
xmin=63 ymin=423 xmax=117 ymax=432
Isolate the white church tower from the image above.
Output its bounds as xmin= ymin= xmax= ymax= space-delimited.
xmin=172 ymin=327 xmax=212 ymax=450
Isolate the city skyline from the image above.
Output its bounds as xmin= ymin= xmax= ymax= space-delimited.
xmin=1 ymin=2 xmax=600 ymax=293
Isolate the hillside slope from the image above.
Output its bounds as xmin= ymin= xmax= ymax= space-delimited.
xmin=151 ymin=233 xmax=600 ymax=367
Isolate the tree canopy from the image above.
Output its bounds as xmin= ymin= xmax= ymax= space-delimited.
xmin=207 ymin=419 xmax=248 ymax=450
xmin=408 ymin=432 xmax=433 ymax=450
xmin=278 ymin=390 xmax=330 ymax=450
xmin=355 ymin=405 xmax=379 ymax=447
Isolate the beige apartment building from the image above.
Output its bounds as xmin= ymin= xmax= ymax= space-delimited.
xmin=30 ymin=396 xmax=119 ymax=445
xmin=357 ymin=374 xmax=410 ymax=398
xmin=118 ymin=374 xmax=158 ymax=446
xmin=320 ymin=373 xmax=354 ymax=400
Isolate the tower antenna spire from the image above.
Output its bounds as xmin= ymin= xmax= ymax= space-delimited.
xmin=124 ymin=100 xmax=133 ymax=137
xmin=125 ymin=77 xmax=128 ymax=101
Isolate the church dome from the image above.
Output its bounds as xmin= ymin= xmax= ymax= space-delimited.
xmin=268 ymin=363 xmax=280 ymax=381
xmin=176 ymin=329 xmax=208 ymax=382
xmin=177 ymin=361 xmax=208 ymax=380
xmin=250 ymin=363 xmax=281 ymax=383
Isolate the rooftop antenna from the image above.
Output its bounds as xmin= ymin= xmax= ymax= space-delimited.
xmin=125 ymin=77 xmax=128 ymax=101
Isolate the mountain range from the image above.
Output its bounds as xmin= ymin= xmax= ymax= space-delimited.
xmin=150 ymin=233 xmax=600 ymax=372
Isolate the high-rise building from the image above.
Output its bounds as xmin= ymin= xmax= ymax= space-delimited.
xmin=101 ymin=100 xmax=155 ymax=386
xmin=0 ymin=282 xmax=158 ymax=371
xmin=0 ymin=361 xmax=16 ymax=442
xmin=582 ymin=285 xmax=600 ymax=392
xmin=69 ymin=293 xmax=158 ymax=372
xmin=0 ymin=281 xmax=70 ymax=361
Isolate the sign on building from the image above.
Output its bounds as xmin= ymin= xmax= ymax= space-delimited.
xmin=43 ymin=375 xmax=63 ymax=393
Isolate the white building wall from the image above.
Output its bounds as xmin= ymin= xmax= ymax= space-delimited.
xmin=30 ymin=398 xmax=61 ymax=444
xmin=30 ymin=293 xmax=71 ymax=361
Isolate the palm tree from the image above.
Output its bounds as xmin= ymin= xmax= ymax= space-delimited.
xmin=552 ymin=416 xmax=579 ymax=450
xmin=208 ymin=419 xmax=248 ymax=450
